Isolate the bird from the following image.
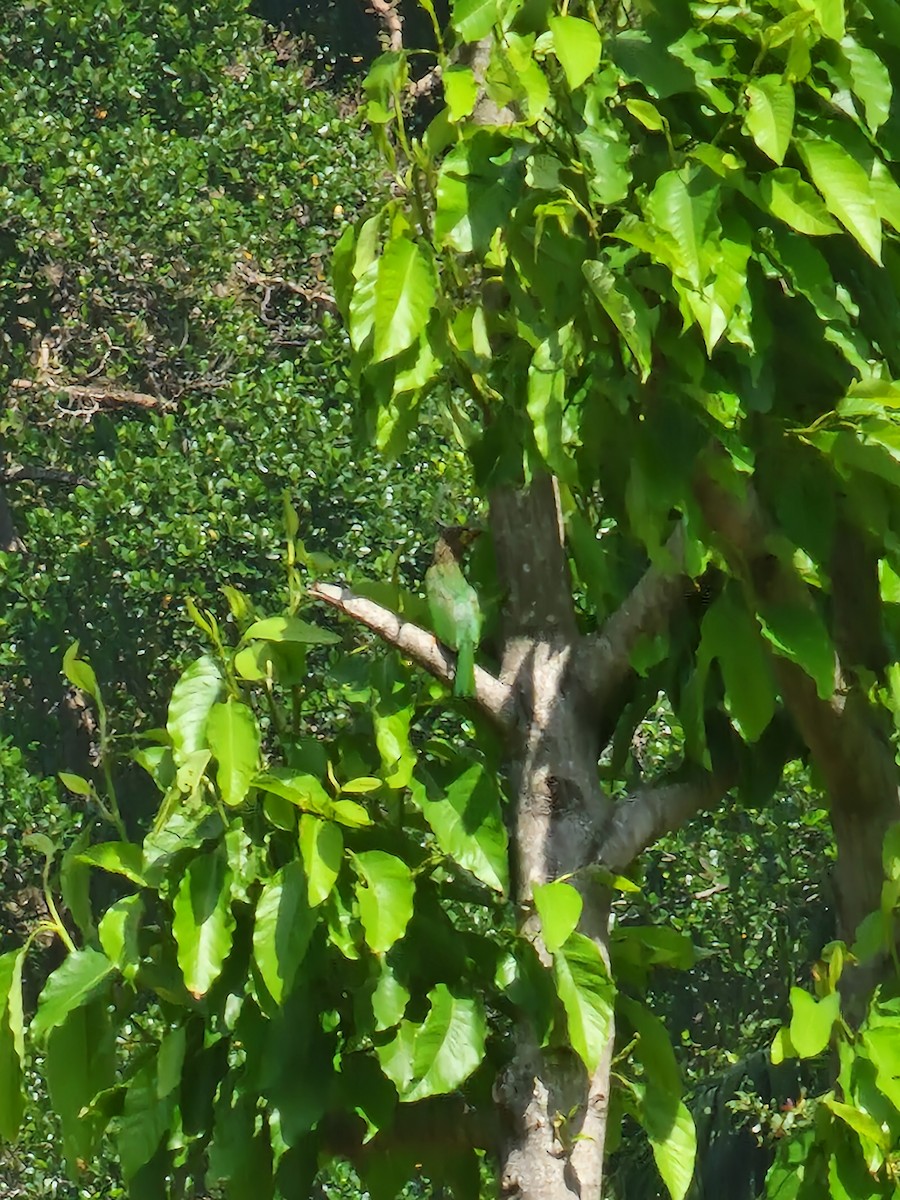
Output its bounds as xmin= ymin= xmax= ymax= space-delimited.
xmin=425 ymin=526 xmax=482 ymax=698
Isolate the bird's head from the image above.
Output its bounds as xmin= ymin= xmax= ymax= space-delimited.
xmin=434 ymin=524 xmax=481 ymax=563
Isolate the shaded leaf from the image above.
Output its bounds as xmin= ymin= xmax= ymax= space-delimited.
xmin=253 ymin=861 xmax=317 ymax=1003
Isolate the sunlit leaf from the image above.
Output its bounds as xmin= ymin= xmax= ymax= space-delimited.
xmin=354 ymin=851 xmax=415 ymax=953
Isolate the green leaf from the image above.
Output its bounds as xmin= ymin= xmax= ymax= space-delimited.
xmin=744 ymin=76 xmax=794 ymax=165
xmin=372 ymin=239 xmax=437 ymax=364
xmin=59 ymin=771 xmax=94 ymax=797
xmin=646 ymin=171 xmax=719 ymax=287
xmin=46 ymin=1002 xmax=116 ymax=1172
xmin=840 ymin=37 xmax=891 ymax=132
xmin=31 ymin=949 xmax=115 ymax=1041
xmin=534 ymin=881 xmax=583 ymax=954
xmin=583 ymin=259 xmax=655 ymax=380
xmin=412 ymin=765 xmax=509 ymax=894
xmin=166 ymin=655 xmax=223 ymax=765
xmin=243 ymin=616 xmax=340 ymax=645
xmin=625 ymin=98 xmax=666 ymax=131
xmin=403 ymin=985 xmax=486 ymax=1103
xmin=253 ymin=861 xmax=317 ymax=1003
xmin=701 ymin=592 xmax=776 ymax=742
xmin=98 ymin=895 xmax=143 ymax=984
xmin=451 ymin=0 xmax=500 ymax=42
xmin=172 ymin=847 xmax=236 ymax=998
xmin=0 ymin=950 xmax=25 ymax=1140
xmin=788 ymin=987 xmax=840 ymax=1057
xmin=354 ymin=851 xmax=415 ymax=954
xmin=758 ymin=602 xmax=835 ymax=700
xmin=759 ymin=168 xmax=841 ymax=235
xmin=255 ymin=770 xmax=372 ymax=826
xmin=824 ymin=1097 xmax=888 ymax=1148
xmin=77 ymin=842 xmax=148 ymax=887
xmin=299 ymin=815 xmax=344 ymax=906
xmin=797 ymin=135 xmax=882 ymax=263
xmin=637 ymin=1085 xmax=697 ymax=1200
xmin=443 ymin=65 xmax=478 ymax=122
xmin=553 ymin=933 xmax=615 ymax=1072
xmin=549 ymin=16 xmax=602 ymax=91
xmin=206 ymin=699 xmax=260 ymax=807
xmin=63 ymin=641 xmax=101 ymax=706
xmin=372 ymin=963 xmax=411 ymax=1031
xmin=805 ymin=0 xmax=844 ymax=40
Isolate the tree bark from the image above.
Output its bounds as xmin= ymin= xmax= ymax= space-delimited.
xmin=489 ymin=477 xmax=615 ymax=1200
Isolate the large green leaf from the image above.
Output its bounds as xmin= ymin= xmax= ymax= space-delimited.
xmin=166 ymin=655 xmax=223 ymax=764
xmin=381 ymin=985 xmax=486 ymax=1103
xmin=0 ymin=949 xmax=25 ymax=1139
xmin=840 ymin=37 xmax=891 ymax=132
xmin=636 ymin=1084 xmax=697 ymax=1200
xmin=354 ymin=851 xmax=415 ymax=953
xmin=788 ymin=987 xmax=840 ymax=1057
xmin=76 ymin=842 xmax=148 ymax=887
xmin=758 ymin=168 xmax=840 ymax=235
xmin=553 ymin=933 xmax=615 ymax=1072
xmin=549 ymin=15 xmax=601 ymax=91
xmin=797 ymin=135 xmax=882 ymax=263
xmin=646 ymin=171 xmax=719 ymax=286
xmin=451 ymin=0 xmax=500 ymax=41
xmin=253 ymin=861 xmax=317 ymax=1003
xmin=46 ymin=1002 xmax=116 ymax=1172
xmin=744 ymin=76 xmax=794 ymax=164
xmin=117 ymin=1045 xmax=181 ymax=1182
xmin=758 ymin=602 xmax=836 ymax=700
xmin=207 ymin=699 xmax=260 ymax=807
xmin=583 ymin=259 xmax=655 ymax=380
xmin=98 ymin=895 xmax=144 ymax=985
xmin=299 ymin=815 xmax=344 ymax=906
xmin=31 ymin=949 xmax=115 ymax=1041
xmin=412 ymin=765 xmax=509 ymax=894
xmin=242 ymin=616 xmax=340 ymax=645
xmin=534 ymin=881 xmax=583 ymax=954
xmin=372 ymin=239 xmax=437 ymax=364
xmin=172 ymin=847 xmax=236 ymax=998
xmin=701 ymin=591 xmax=777 ymax=742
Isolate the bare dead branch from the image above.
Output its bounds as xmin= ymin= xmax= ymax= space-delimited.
xmin=367 ymin=0 xmax=404 ymax=52
xmin=11 ymin=377 xmax=165 ymax=412
xmin=309 ymin=581 xmax=513 ymax=727
xmin=2 ymin=465 xmax=92 ymax=488
xmin=599 ymin=770 xmax=728 ymax=872
xmin=410 ymin=65 xmax=442 ymax=97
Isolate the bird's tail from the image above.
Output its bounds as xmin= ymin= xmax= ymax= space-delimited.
xmin=453 ymin=639 xmax=476 ymax=698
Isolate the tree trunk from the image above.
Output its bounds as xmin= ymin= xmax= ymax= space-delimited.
xmin=489 ymin=478 xmax=615 ymax=1199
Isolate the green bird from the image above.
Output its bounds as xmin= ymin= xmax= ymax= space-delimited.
xmin=425 ymin=526 xmax=482 ymax=698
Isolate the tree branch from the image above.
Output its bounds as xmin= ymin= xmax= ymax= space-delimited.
xmin=598 ymin=770 xmax=729 ymax=872
xmin=1 ymin=465 xmax=92 ymax=488
xmin=367 ymin=0 xmax=404 ymax=52
xmin=578 ymin=526 xmax=688 ymax=718
xmin=308 ymin=581 xmax=513 ymax=728
xmin=11 ymin=377 xmax=164 ymax=412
